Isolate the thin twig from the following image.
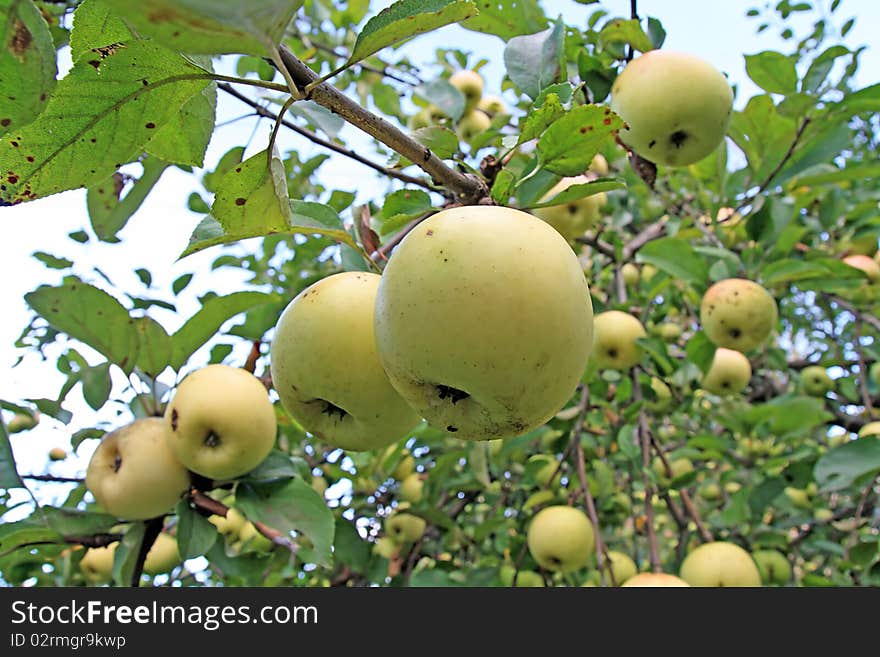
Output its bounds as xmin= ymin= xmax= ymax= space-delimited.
xmin=22 ymin=474 xmax=84 ymax=483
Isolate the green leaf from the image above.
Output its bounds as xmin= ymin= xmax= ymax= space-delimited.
xmin=503 ymin=19 xmax=564 ymax=100
xmin=380 ymin=189 xmax=433 ymax=236
xmin=748 ymin=477 xmax=784 ymax=517
xmin=288 ymin=200 xmax=359 ymax=247
xmin=132 ymin=316 xmax=171 ymax=378
xmin=203 ymin=146 xmax=244 ymax=193
xmin=537 ymin=104 xmax=624 ymax=176
xmin=39 ymin=507 xmax=118 ymax=535
xmin=101 ymin=0 xmax=302 ymax=56
xmin=0 ymin=414 xmax=24 ymax=489
xmin=175 ymin=500 xmax=218 ymax=560
xmin=172 ymin=274 xmax=193 ymax=296
xmin=745 ymin=395 xmax=831 ymax=435
xmin=524 ymin=179 xmax=624 ymax=209
xmin=410 ymin=125 xmax=459 ymax=159
xmin=81 ymin=362 xmax=112 ymax=410
xmin=518 ymin=91 xmax=565 ymax=144
xmin=414 ymin=77 xmax=465 ymax=123
xmin=745 ymin=51 xmax=797 ymax=95
xmin=112 ymin=522 xmax=145 ymax=586
xmin=145 ymin=82 xmax=216 ymax=167
xmin=236 ymin=479 xmax=335 ymax=567
xmin=287 ymin=100 xmax=345 ymax=139
xmin=685 ymin=331 xmax=716 ymax=375
xmin=0 ymin=520 xmax=61 ymax=556
xmin=814 ymin=438 xmax=880 ymax=492
xmin=461 ymin=0 xmax=547 ymax=40
xmin=787 ymin=163 xmax=880 ymax=187
xmin=348 ymin=0 xmax=477 ymax=67
xmin=802 ymin=45 xmax=849 ymax=93
xmin=636 ymin=238 xmax=709 ymax=288
xmin=616 ymin=424 xmax=640 ymax=460
xmin=69 ymin=0 xmax=132 ymax=63
xmin=241 ymin=450 xmax=310 ymax=484
xmin=333 ymin=518 xmax=370 ymax=573
xmin=0 ymin=0 xmax=57 ymax=136
xmin=25 ymin=280 xmax=139 ymax=374
xmin=490 ymin=168 xmax=516 ymax=204
xmin=87 ymin=156 xmax=170 ymax=242
xmin=598 ymin=18 xmax=655 ymax=53
xmin=0 ymin=40 xmax=210 ymax=205
xmin=170 ymin=291 xmax=274 ymax=371
xmin=32 ymin=251 xmax=73 ymax=269
xmin=468 ymin=441 xmax=490 ymax=487
xmin=836 ymin=82 xmax=880 ymax=115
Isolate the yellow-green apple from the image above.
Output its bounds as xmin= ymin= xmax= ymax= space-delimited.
xmin=701 ymin=347 xmax=752 ymax=395
xmin=870 ymin=362 xmax=880 ymax=386
xmin=499 ymin=564 xmax=544 ymax=587
xmin=374 ymin=206 xmax=593 ymax=441
xmin=143 ymin=533 xmax=181 ymax=575
xmin=49 ymin=447 xmax=67 ymax=461
xmin=843 ymin=254 xmax=880 ymax=281
xmin=528 ymin=454 xmax=560 ymax=487
xmin=209 ymin=508 xmax=247 ymax=536
xmin=236 ymin=521 xmax=274 ymax=553
xmin=621 ymin=572 xmax=690 ymax=587
xmin=785 ymin=486 xmax=812 ymax=510
xmin=621 ymin=263 xmax=640 ymax=286
xmin=527 ymin=505 xmax=595 ymax=572
xmin=164 ymin=364 xmax=276 ymax=481
xmin=86 ymin=418 xmax=190 ymax=520
xmin=724 ymin=481 xmax=742 ymax=494
xmin=591 ymin=310 xmax=646 ymax=370
xmin=858 ymin=422 xmax=880 ymax=438
xmin=399 ymin=473 xmax=424 ymax=503
xmin=700 ymin=278 xmax=778 ymax=352
xmin=656 ymin=322 xmax=682 ymax=341
xmin=610 ymin=50 xmax=733 ymax=167
xmin=373 ymin=537 xmax=399 ymax=559
xmin=478 ymin=95 xmax=506 ymax=116
xmin=7 ymin=412 xmax=38 ymax=433
xmin=751 ymin=549 xmax=791 ymax=585
xmin=408 ymin=108 xmax=432 ymax=130
xmin=601 ymin=550 xmax=638 ymax=585
xmin=385 ymin=513 xmax=426 ymax=544
xmin=457 ymin=110 xmax=491 ymax=143
xmin=800 ymin=366 xmax=834 ymax=397
xmin=449 ymin=69 xmax=484 ymax=110
xmin=532 ymin=176 xmax=607 ymax=241
xmin=271 ymin=272 xmax=420 ymax=451
xmin=590 ymin=153 xmax=609 ymax=176
xmin=79 ymin=532 xmax=180 ymax=583
xmin=699 ymin=482 xmax=722 ymax=501
xmin=383 ymin=446 xmax=416 ymax=479
xmin=679 ymin=541 xmax=761 ymax=587
xmin=813 ymin=508 xmax=834 ymax=522
xmin=652 ymin=457 xmax=694 ymax=486
xmin=79 ymin=545 xmax=115 ymax=584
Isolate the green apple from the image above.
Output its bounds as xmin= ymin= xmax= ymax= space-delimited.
xmin=652 ymin=457 xmax=694 ymax=487
xmin=382 ymin=445 xmax=416 ymax=479
xmin=590 ymin=153 xmax=609 ymax=176
xmin=621 ymin=572 xmax=690 ymax=587
xmin=48 ymin=447 xmax=67 ymax=461
xmin=478 ymin=94 xmax=506 ymax=116
xmin=143 ymin=533 xmax=181 ymax=575
xmin=79 ymin=532 xmax=181 ymax=583
xmin=527 ymin=505 xmax=595 ymax=573
xmin=399 ymin=473 xmax=424 ymax=503
xmin=591 ymin=310 xmax=646 ymax=370
xmin=209 ymin=508 xmax=247 ymax=536
xmin=813 ymin=508 xmax=834 ymax=522
xmin=610 ymin=50 xmax=733 ymax=167
xmin=621 ymin=263 xmax=640 ymax=286
xmin=679 ymin=541 xmax=761 ymax=587
xmin=457 ymin=110 xmax=491 ymax=143
xmin=843 ymin=254 xmax=880 ymax=281
xmin=870 ymin=362 xmax=880 ymax=387
xmin=858 ymin=422 xmax=880 ymax=438
xmin=751 ymin=549 xmax=791 ymax=585
xmin=532 ymin=175 xmax=607 ymax=241
xmin=724 ymin=481 xmax=742 ymax=494
xmin=79 ymin=545 xmax=115 ymax=584
xmin=784 ymin=486 xmax=812 ymax=510
xmin=236 ymin=521 xmax=274 ymax=553
xmin=164 ymin=364 xmax=276 ymax=481
xmin=385 ymin=513 xmax=427 ymax=544
xmin=374 ymin=205 xmax=593 ymax=441
xmin=601 ymin=550 xmax=638 ymax=585
xmin=528 ymin=454 xmax=560 ymax=487
xmin=408 ymin=108 xmax=432 ymax=130
xmin=499 ymin=564 xmax=544 ymax=586
xmin=449 ymin=69 xmax=484 ymax=110
xmin=653 ymin=322 xmax=683 ymax=341
xmin=373 ymin=537 xmax=399 ymax=559
xmin=800 ymin=366 xmax=834 ymax=397
xmin=271 ymin=272 xmax=421 ymax=452
xmin=699 ymin=482 xmax=722 ymax=502
xmin=700 ymin=278 xmax=778 ymax=352
xmin=701 ymin=347 xmax=752 ymax=395
xmin=86 ymin=418 xmax=190 ymax=520
xmin=7 ymin=412 xmax=38 ymax=433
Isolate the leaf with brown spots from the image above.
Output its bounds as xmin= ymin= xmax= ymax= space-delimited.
xmin=536 ymin=104 xmax=624 ymax=176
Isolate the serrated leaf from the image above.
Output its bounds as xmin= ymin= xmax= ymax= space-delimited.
xmin=410 ymin=125 xmax=459 ymax=159
xmin=348 ymin=0 xmax=477 ymax=67
xmin=598 ymin=18 xmax=654 ymax=53
xmin=132 ymin=316 xmax=171 ymax=378
xmin=815 ymin=438 xmax=880 ymax=492
xmin=170 ymin=291 xmax=274 ymax=371
xmin=503 ymin=19 xmax=564 ymax=100
xmin=175 ymin=500 xmax=217 ymax=560
xmin=101 ymin=0 xmax=302 ymax=56
xmin=0 ymin=0 xmax=57 ymax=136
xmin=380 ymin=188 xmax=433 ymax=236
xmin=25 ymin=280 xmax=139 ymax=374
xmin=461 ymin=0 xmax=547 ymax=40
xmin=523 ymin=179 xmax=623 ymax=209
xmin=518 ymin=92 xmax=565 ymax=144
xmin=636 ymin=238 xmax=709 ymax=287
xmin=69 ymin=0 xmax=132 ymax=63
xmin=0 ymin=40 xmax=210 ymax=204
xmin=745 ymin=51 xmax=797 ymax=95
xmin=146 ymin=82 xmax=216 ymax=167
xmin=537 ymin=104 xmax=624 ymax=176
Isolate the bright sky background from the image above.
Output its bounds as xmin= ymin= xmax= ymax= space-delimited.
xmin=2 ymin=0 xmax=879 ymax=512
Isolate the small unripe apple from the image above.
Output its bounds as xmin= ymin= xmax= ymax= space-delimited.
xmin=86 ymin=418 xmax=191 ymax=520
xmin=457 ymin=110 xmax=491 ymax=143
xmin=408 ymin=108 xmax=432 ymax=130
xmin=499 ymin=564 xmax=544 ymax=587
xmin=477 ymin=94 xmax=506 ymax=116
xmin=679 ymin=541 xmax=761 ymax=587
xmin=449 ymin=69 xmax=484 ymax=110
xmin=143 ymin=533 xmax=181 ymax=575
xmin=601 ymin=550 xmax=638 ymax=585
xmin=621 ymin=263 xmax=640 ymax=286
xmin=652 ymin=457 xmax=694 ymax=487
xmin=701 ymin=347 xmax=752 ymax=395
xmin=784 ymin=486 xmax=812 ymax=510
xmin=48 ymin=447 xmax=67 ymax=461
xmin=385 ymin=513 xmax=427 ymax=544
xmin=528 ymin=454 xmax=560 ymax=487
xmin=209 ymin=508 xmax=247 ymax=536
xmin=589 ymin=154 xmax=609 ymax=176
xmin=532 ymin=176 xmax=607 ymax=241
xmin=700 ymin=278 xmax=778 ymax=352
xmin=843 ymin=254 xmax=880 ymax=281
xmin=610 ymin=50 xmax=733 ymax=167
xmin=869 ymin=362 xmax=880 ymax=387
xmin=527 ymin=505 xmax=595 ymax=573
xmin=623 ymin=572 xmax=690 ymax=587
xmin=373 ymin=536 xmax=398 ymax=559
xmin=399 ymin=473 xmax=424 ymax=503
xmin=699 ymin=482 xmax=722 ymax=501
xmin=751 ymin=549 xmax=791 ymax=585
xmin=164 ymin=364 xmax=276 ymax=481
xmin=813 ymin=508 xmax=834 ymax=522
xmin=591 ymin=310 xmax=646 ymax=370
xmin=656 ymin=322 xmax=683 ymax=341
xmin=7 ymin=412 xmax=38 ymax=433
xmin=311 ymin=475 xmax=328 ymax=497
xmin=858 ymin=422 xmax=880 ymax=438
xmin=800 ymin=366 xmax=834 ymax=397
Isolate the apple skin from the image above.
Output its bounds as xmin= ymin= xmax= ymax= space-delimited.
xmin=7 ymin=412 xmax=38 ymax=433
xmin=610 ymin=50 xmax=733 ymax=167
xmin=374 ymin=205 xmax=593 ymax=441
xmin=449 ymin=69 xmax=484 ymax=110
xmin=870 ymin=362 xmax=880 ymax=387
xmin=79 ymin=532 xmax=181 ymax=584
xmin=700 ymin=278 xmax=778 ymax=352
xmin=457 ymin=110 xmax=492 ymax=143
xmin=800 ymin=366 xmax=834 ymax=397
xmin=499 ymin=564 xmax=544 ymax=587
xmin=271 ymin=272 xmax=421 ymax=452
xmin=527 ymin=505 xmax=595 ymax=573
xmin=143 ymin=533 xmax=181 ymax=575
xmin=385 ymin=513 xmax=427 ymax=544
xmin=86 ymin=418 xmax=191 ymax=521
xmin=209 ymin=508 xmax=247 ymax=536
xmin=399 ymin=473 xmax=424 ymax=503
xmin=652 ymin=457 xmax=694 ymax=487
xmin=751 ymin=549 xmax=791 ymax=585
xmin=478 ymin=94 xmax=506 ymax=116
xmin=843 ymin=254 xmax=880 ymax=281
xmin=373 ymin=537 xmax=399 ymax=559
xmin=602 ymin=550 xmax=638 ymax=585
xmin=679 ymin=541 xmax=762 ymax=587
xmin=701 ymin=347 xmax=752 ymax=395
xmin=858 ymin=421 xmax=880 ymax=438
xmin=621 ymin=572 xmax=690 ymax=587
xmin=532 ymin=175 xmax=607 ymax=241
xmin=48 ymin=447 xmax=67 ymax=461
xmin=79 ymin=545 xmax=115 ymax=585
xmin=383 ymin=447 xmax=416 ymax=480
xmin=621 ymin=263 xmax=640 ymax=286
xmin=591 ymin=310 xmax=646 ymax=370
xmin=528 ymin=454 xmax=560 ymax=487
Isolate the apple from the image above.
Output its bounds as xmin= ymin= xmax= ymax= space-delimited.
xmin=601 ymin=550 xmax=638 ymax=585
xmin=209 ymin=507 xmax=247 ymax=536
xmin=164 ymin=364 xmax=276 ymax=481
xmin=79 ymin=545 xmax=115 ymax=585
xmin=408 ymin=108 xmax=432 ymax=130
xmin=86 ymin=418 xmax=190 ymax=520
xmin=143 ymin=532 xmax=181 ymax=575
xmin=813 ymin=508 xmax=834 ymax=522
xmin=383 ymin=446 xmax=416 ymax=479
xmin=843 ymin=254 xmax=880 ymax=281
xmin=7 ymin=412 xmax=38 ymax=433
xmin=679 ymin=541 xmax=761 ymax=587
xmin=79 ymin=532 xmax=181 ymax=583
xmin=652 ymin=457 xmax=694 ymax=487
xmin=700 ymin=278 xmax=778 ymax=352
xmin=271 ymin=272 xmax=421 ymax=452
xmin=610 ymin=50 xmax=733 ymax=167
xmin=528 ymin=454 xmax=560 ymax=487
xmin=478 ymin=94 xmax=507 ymax=116
xmin=374 ymin=205 xmax=593 ymax=441
xmin=621 ymin=572 xmax=690 ymax=587
xmin=621 ymin=263 xmax=640 ymax=286
xmin=373 ymin=537 xmax=399 ymax=559
xmin=457 ymin=110 xmax=492 ymax=143
xmin=858 ymin=422 xmax=880 ymax=438
xmin=532 ymin=175 xmax=607 ymax=241
xmin=724 ymin=481 xmax=742 ymax=494
xmin=589 ymin=153 xmax=609 ymax=176
xmin=311 ymin=475 xmax=328 ymax=497
xmin=385 ymin=513 xmax=427 ymax=544
xmin=527 ymin=505 xmax=595 ymax=573
xmin=751 ymin=549 xmax=791 ymax=585
xmin=699 ymin=482 xmax=722 ymax=501
xmin=591 ymin=310 xmax=646 ymax=370
xmin=870 ymin=362 xmax=880 ymax=387
xmin=701 ymin=347 xmax=752 ymax=395
xmin=236 ymin=522 xmax=274 ymax=553
xmin=449 ymin=69 xmax=484 ymax=110
xmin=399 ymin=473 xmax=424 ymax=503
xmin=48 ymin=447 xmax=67 ymax=461
xmin=800 ymin=366 xmax=834 ymax=397
xmin=499 ymin=564 xmax=544 ymax=587
xmin=656 ymin=322 xmax=682 ymax=341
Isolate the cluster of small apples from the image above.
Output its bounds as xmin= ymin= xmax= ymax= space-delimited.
xmin=78 ymin=531 xmax=181 ymax=585
xmin=82 ymin=364 xmax=277 ymax=576
xmin=209 ymin=504 xmax=274 ymax=554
